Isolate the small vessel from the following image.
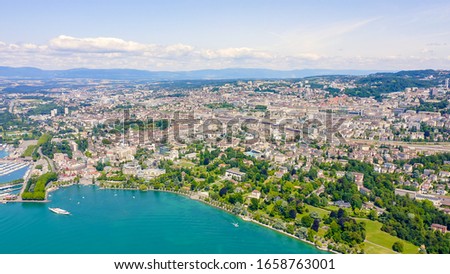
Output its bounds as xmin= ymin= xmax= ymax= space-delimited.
xmin=48 ymin=207 xmax=70 ymax=215
xmin=232 ymin=222 xmax=239 ymax=228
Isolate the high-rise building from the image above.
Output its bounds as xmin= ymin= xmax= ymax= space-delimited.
xmin=446 ymin=78 xmax=449 ymax=90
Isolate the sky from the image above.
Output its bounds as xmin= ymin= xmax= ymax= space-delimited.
xmin=1 ymin=0 xmax=450 ymax=71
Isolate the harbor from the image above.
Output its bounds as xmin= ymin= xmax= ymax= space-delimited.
xmin=0 ymin=144 xmax=10 ymax=159
xmin=0 ymin=145 xmax=32 ymax=201
xmin=0 ymin=161 xmax=30 ymax=176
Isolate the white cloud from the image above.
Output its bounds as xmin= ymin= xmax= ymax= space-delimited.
xmin=49 ymin=35 xmax=149 ymax=52
xmin=0 ymin=35 xmax=279 ymax=69
xmin=163 ymin=43 xmax=194 ymax=57
xmin=0 ymin=35 xmax=449 ymax=70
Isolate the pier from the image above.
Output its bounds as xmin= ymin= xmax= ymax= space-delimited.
xmin=0 ymin=159 xmax=33 ymax=203
xmin=0 ymin=161 xmax=30 ymax=176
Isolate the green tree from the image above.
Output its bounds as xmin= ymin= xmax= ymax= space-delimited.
xmin=312 ymin=218 xmax=320 ymax=232
xmin=249 ymin=198 xmax=259 ymax=211
xmin=392 ymin=241 xmax=404 ymax=253
xmin=301 ymin=215 xmax=314 ymax=228
xmin=139 ymin=184 xmax=148 ymax=191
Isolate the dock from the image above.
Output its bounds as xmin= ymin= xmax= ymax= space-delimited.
xmin=0 ymin=162 xmax=30 ymax=176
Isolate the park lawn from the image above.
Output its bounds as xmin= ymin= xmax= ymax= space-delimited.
xmin=37 ymin=133 xmax=52 ymax=145
xmin=174 ymin=160 xmax=195 ymax=168
xmin=22 ymin=145 xmax=37 ymax=157
xmin=357 ymin=218 xmax=419 ymax=254
xmin=324 ymin=205 xmax=340 ymax=211
xmin=179 ymin=160 xmax=195 ymax=168
xmin=305 ymin=205 xmax=330 ymax=218
xmin=306 ymin=205 xmax=418 ymax=254
xmin=363 ymin=241 xmax=395 ymax=254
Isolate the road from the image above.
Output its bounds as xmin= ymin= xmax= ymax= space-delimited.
xmin=16 ymin=147 xmax=55 ymax=201
xmin=18 ymin=161 xmax=35 ymax=200
xmin=37 ymin=147 xmax=56 ymax=172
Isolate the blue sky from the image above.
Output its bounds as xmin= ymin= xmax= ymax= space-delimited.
xmin=1 ymin=0 xmax=449 ymax=70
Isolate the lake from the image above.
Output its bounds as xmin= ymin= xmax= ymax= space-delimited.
xmin=0 ymin=185 xmax=329 ymax=254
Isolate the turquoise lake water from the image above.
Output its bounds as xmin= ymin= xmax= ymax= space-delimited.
xmin=0 ymin=149 xmax=29 ymax=186
xmin=0 ymin=166 xmax=29 ymax=184
xmin=0 ymin=185 xmax=329 ymax=254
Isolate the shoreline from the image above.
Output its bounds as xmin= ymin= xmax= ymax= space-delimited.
xmin=98 ymin=185 xmax=336 ymax=254
xmin=5 ymin=183 xmax=336 ymax=254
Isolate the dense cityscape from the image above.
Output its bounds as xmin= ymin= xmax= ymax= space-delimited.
xmin=1 ymin=68 xmax=450 ymax=253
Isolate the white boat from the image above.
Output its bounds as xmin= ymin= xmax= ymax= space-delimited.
xmin=48 ymin=207 xmax=70 ymax=215
xmin=232 ymin=222 xmax=239 ymax=228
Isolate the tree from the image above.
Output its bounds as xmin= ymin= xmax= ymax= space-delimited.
xmin=206 ymin=175 xmax=214 ymax=184
xmin=296 ymin=227 xmax=308 ymax=239
xmin=219 ymin=187 xmax=228 ymax=197
xmin=337 ymin=208 xmax=347 ymax=218
xmin=232 ymin=203 xmax=244 ymax=215
xmin=301 ymin=215 xmax=314 ymax=228
xmin=288 ymin=208 xmax=297 ymax=219
xmin=95 ymin=161 xmax=105 ymax=171
xmin=392 ymin=241 xmax=404 ymax=253
xmin=76 ymin=138 xmax=89 ymax=152
xmin=139 ymin=184 xmax=148 ymax=191
xmin=307 ymin=229 xmax=316 ymax=242
xmin=307 ymin=168 xmax=318 ymax=180
xmin=368 ymin=210 xmax=377 ymax=221
xmin=102 ymin=139 xmax=112 ymax=145
xmin=273 ymin=220 xmax=286 ymax=231
xmin=228 ymin=193 xmax=243 ymax=204
xmin=249 ymin=198 xmax=259 ymax=211
xmin=286 ymin=224 xmax=295 ymax=234
xmin=312 ymin=218 xmax=320 ymax=232
xmin=350 ymin=194 xmax=362 ymax=210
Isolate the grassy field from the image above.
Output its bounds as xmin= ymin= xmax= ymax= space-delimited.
xmin=37 ymin=133 xmax=51 ymax=145
xmin=357 ymin=218 xmax=419 ymax=254
xmin=22 ymin=145 xmax=37 ymax=157
xmin=363 ymin=241 xmax=396 ymax=254
xmin=175 ymin=159 xmax=195 ymax=168
xmin=306 ymin=205 xmax=418 ymax=254
xmin=305 ymin=204 xmax=330 ymax=218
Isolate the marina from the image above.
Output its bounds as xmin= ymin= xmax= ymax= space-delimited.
xmin=0 ymin=183 xmax=22 ymax=193
xmin=0 ymin=154 xmax=31 ymax=200
xmin=0 ymin=147 xmax=9 ymax=159
xmin=0 ymin=161 xmax=30 ymax=176
xmin=0 ymin=164 xmax=30 ymax=185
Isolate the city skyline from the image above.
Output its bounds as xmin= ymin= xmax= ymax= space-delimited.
xmin=1 ymin=0 xmax=450 ymax=70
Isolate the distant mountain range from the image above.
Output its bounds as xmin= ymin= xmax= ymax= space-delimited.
xmin=0 ymin=66 xmax=385 ymax=80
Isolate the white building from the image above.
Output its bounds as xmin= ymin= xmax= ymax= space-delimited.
xmin=225 ymin=168 xmax=246 ymax=182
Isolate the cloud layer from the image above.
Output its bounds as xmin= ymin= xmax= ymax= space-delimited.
xmin=0 ymin=35 xmax=449 ymax=70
